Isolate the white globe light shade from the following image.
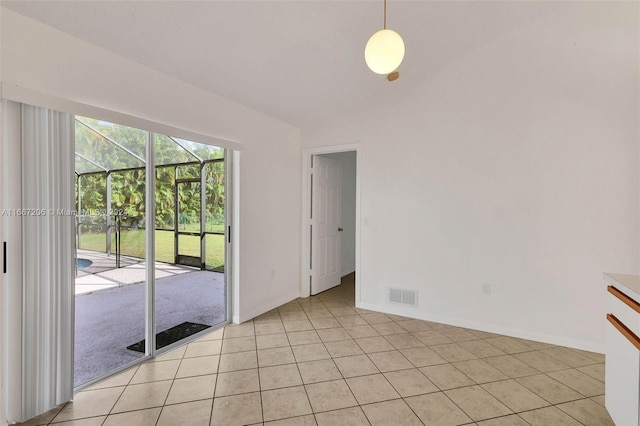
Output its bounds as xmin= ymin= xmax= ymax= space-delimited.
xmin=364 ymin=29 xmax=405 ymax=74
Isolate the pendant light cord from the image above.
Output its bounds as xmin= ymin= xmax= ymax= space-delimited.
xmin=383 ymin=0 xmax=387 ymax=29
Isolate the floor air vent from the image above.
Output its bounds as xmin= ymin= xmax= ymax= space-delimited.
xmin=389 ymin=288 xmax=418 ymax=307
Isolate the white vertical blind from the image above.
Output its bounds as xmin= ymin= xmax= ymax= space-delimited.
xmin=20 ymin=105 xmax=75 ymax=420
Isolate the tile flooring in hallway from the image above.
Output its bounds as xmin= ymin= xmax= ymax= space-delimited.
xmin=20 ymin=277 xmax=614 ymax=425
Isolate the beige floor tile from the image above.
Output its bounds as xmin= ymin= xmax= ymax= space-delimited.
xmin=284 ymin=319 xmax=314 ymax=332
xmin=221 ymin=336 xmax=256 ymax=353
xmin=476 ymin=414 xmax=530 ymax=425
xmin=485 ymin=337 xmax=533 ymax=354
xmin=571 ymin=348 xmax=605 ymax=363
xmin=324 ymin=339 xmax=364 ymax=358
xmin=513 ymin=351 xmax=568 ymax=372
xmin=223 ymin=322 xmax=255 ymax=339
xmin=459 ymin=340 xmax=506 ymax=358
xmin=346 ymin=374 xmax=400 ymax=404
xmin=130 ymin=359 xmax=180 ymax=384
xmin=215 ymin=369 xmax=260 ymax=397
xmin=337 ymin=316 xmax=367 ymax=327
xmin=430 ymin=343 xmax=477 ymax=362
xmin=384 ymin=313 xmax=409 ymax=321
xmin=481 ymin=379 xmax=549 ymax=412
xmin=420 ymin=364 xmax=474 ymax=390
xmin=259 ymin=364 xmax=303 ymax=390
xmin=51 ymin=416 xmax=107 ymax=426
xmin=261 ymin=386 xmax=313 ymax=422
xmin=156 ymin=399 xmax=212 ymax=426
xmin=253 ymin=311 xmax=282 ymax=324
xmin=467 ymin=329 xmax=501 ymax=339
xmin=305 ymin=379 xmax=359 ymax=412
xmin=556 ymin=398 xmax=615 ymax=426
xmin=218 ymin=350 xmax=258 ymax=372
xmin=590 ymin=395 xmax=606 ymax=406
xmin=165 ymin=374 xmax=216 ymax=405
xmin=288 ymin=330 xmax=321 ymax=345
xmin=210 ymin=392 xmax=262 ymax=426
xmin=516 ymin=374 xmax=583 ymax=404
xmin=102 ymin=407 xmax=160 ymax=426
xmin=315 ymin=407 xmax=369 ymax=426
xmin=541 ymin=347 xmax=596 ymax=368
xmin=452 ymin=359 xmax=508 ymax=384
xmin=396 ymin=319 xmax=432 ymax=332
xmin=334 ymin=354 xmax=379 ymax=378
xmin=371 ymin=322 xmax=407 ymax=336
xmin=256 ymin=332 xmax=290 ymax=349
xmin=367 ymin=350 xmax=413 ymax=372
xmin=400 ymin=347 xmax=447 ymax=367
xmin=183 ymin=340 xmax=222 ymax=358
xmin=258 ymin=346 xmax=296 ymax=367
xmin=484 ymin=355 xmax=540 ymax=378
xmin=360 ymin=313 xmax=393 ymax=324
xmin=298 ymin=359 xmax=342 ymax=383
xmin=255 ymin=321 xmax=286 ymax=335
xmin=361 ymin=399 xmax=422 ymax=426
xmin=412 ymin=330 xmax=454 ymax=346
xmin=265 ymin=414 xmax=317 ymax=425
xmin=515 ymin=338 xmax=555 ymax=351
xmin=317 ymin=327 xmax=352 ymax=342
xmin=328 ymin=306 xmax=358 ymax=316
xmin=84 ymin=367 xmax=136 ymax=390
xmin=175 ymin=355 xmax=219 ymax=378
xmin=577 ymin=363 xmax=605 ymax=382
xmin=518 ymin=406 xmax=582 ymax=425
xmin=384 ymin=368 xmax=438 ymax=397
xmin=445 ymin=385 xmax=512 ymax=421
xmin=305 ymin=309 xmax=334 ymax=320
xmin=548 ymin=369 xmax=605 ymax=397
xmin=280 ymin=311 xmax=308 ymax=321
xmin=111 ymin=381 xmax=172 ymax=413
xmin=292 ymin=343 xmax=331 ymax=362
xmin=309 ymin=317 xmax=341 ymax=329
xmin=53 ymin=387 xmax=124 ymax=422
xmin=197 ymin=327 xmax=224 ymax=341
xmin=344 ymin=325 xmax=380 ymax=339
xmin=153 ymin=345 xmax=188 ymax=362
xmin=384 ymin=333 xmax=425 ymax=349
xmin=354 ymin=336 xmax=394 ymax=353
xmin=405 ymin=392 xmax=472 ymax=426
xmin=439 ymin=328 xmax=479 ymax=343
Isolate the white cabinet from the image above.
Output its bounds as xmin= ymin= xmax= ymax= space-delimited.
xmin=605 ymin=273 xmax=640 ymax=426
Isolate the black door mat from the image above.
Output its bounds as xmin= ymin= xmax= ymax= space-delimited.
xmin=127 ymin=321 xmax=211 ymax=353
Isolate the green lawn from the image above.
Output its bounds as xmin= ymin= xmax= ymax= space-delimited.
xmin=79 ymin=229 xmax=224 ymax=272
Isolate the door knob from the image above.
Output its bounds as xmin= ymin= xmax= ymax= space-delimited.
xmin=338 ymin=227 xmax=343 ymax=232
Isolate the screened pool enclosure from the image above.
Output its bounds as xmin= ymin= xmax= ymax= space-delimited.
xmin=75 ymin=116 xmax=226 ymax=272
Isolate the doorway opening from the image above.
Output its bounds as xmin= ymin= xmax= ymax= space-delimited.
xmin=303 ymin=147 xmax=360 ymax=303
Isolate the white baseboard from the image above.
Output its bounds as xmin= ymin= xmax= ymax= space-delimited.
xmin=357 ymin=302 xmax=606 ymax=354
xmin=235 ymin=291 xmax=301 ymax=324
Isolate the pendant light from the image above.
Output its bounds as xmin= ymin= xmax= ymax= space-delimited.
xmin=364 ymin=0 xmax=405 ymax=75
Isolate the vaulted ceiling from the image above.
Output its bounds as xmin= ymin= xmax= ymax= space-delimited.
xmin=2 ymin=1 xmax=566 ymax=126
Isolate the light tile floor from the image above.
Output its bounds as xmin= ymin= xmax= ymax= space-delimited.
xmin=19 ymin=275 xmax=614 ymax=425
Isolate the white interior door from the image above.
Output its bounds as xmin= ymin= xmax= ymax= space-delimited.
xmin=311 ymin=155 xmax=341 ymax=295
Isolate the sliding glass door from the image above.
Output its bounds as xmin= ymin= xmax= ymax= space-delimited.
xmin=73 ymin=117 xmax=229 ymax=387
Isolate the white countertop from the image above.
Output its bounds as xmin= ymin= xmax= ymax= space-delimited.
xmin=605 ymin=273 xmax=640 ymax=297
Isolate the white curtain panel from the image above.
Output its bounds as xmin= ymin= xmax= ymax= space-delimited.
xmin=20 ymin=104 xmax=75 ymax=420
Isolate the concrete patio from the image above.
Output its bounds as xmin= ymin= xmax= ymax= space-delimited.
xmin=74 ymin=251 xmax=227 ymax=387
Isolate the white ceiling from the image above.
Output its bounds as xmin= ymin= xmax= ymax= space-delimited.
xmin=1 ymin=1 xmax=563 ymax=127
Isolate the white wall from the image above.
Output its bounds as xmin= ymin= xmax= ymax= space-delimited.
xmin=303 ymin=3 xmax=639 ymax=352
xmin=0 ymin=9 xmax=302 ymax=324
xmin=322 ymin=152 xmax=357 ymax=276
